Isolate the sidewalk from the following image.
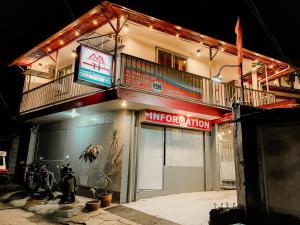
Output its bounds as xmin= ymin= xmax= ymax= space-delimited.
xmin=0 ymin=189 xmax=178 ymax=225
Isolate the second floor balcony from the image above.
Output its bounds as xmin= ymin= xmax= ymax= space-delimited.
xmin=19 ymin=53 xmax=276 ymax=115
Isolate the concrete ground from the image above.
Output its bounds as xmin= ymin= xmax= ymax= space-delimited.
xmin=124 ymin=190 xmax=237 ymax=225
xmin=0 ymin=189 xmax=177 ymax=225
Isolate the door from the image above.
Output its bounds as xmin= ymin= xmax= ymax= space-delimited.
xmin=138 ymin=125 xmax=164 ymax=190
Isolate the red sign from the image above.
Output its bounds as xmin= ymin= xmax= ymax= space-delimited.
xmin=124 ymin=69 xmax=201 ymax=100
xmin=143 ymin=110 xmax=212 ymax=131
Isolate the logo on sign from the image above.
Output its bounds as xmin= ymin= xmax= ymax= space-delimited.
xmin=152 ymin=81 xmax=163 ymax=93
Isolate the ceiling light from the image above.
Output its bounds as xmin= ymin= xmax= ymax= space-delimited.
xmin=254 ymin=59 xmax=258 ymax=63
xmin=220 ymin=47 xmax=225 ymax=52
xmin=93 ymin=20 xmax=98 ymax=25
xmin=120 ymin=15 xmax=124 ymax=20
xmin=276 ymin=70 xmax=279 ymax=74
xmin=220 ymin=41 xmax=226 ymax=45
xmin=196 ymin=49 xmax=201 ymax=57
xmin=149 ymin=25 xmax=153 ymax=29
xmin=269 ymin=64 xmax=274 ymax=69
xmin=121 ymin=100 xmax=127 ymax=108
xmin=47 ymin=47 xmax=51 ymax=52
xmin=183 ymin=60 xmax=187 ymax=64
xmin=38 ymin=63 xmax=42 ymax=69
xmin=228 ymin=130 xmax=231 ymax=134
xmin=75 ymin=31 xmax=80 ymax=36
xmin=258 ymin=77 xmax=261 ymax=80
xmin=186 ymin=113 xmax=191 ymax=117
xmin=123 ymin=24 xmax=129 ymax=33
xmin=176 ymin=33 xmax=179 ymax=38
xmin=200 ymin=41 xmax=203 ymax=45
xmin=59 ymin=40 xmax=64 ymax=45
xmin=70 ymin=109 xmax=78 ymax=118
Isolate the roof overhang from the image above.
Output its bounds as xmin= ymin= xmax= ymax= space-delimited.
xmin=11 ymin=1 xmax=290 ymax=77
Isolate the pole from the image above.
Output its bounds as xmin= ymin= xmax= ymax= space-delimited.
xmin=264 ymin=65 xmax=269 ymax=92
xmin=240 ymin=63 xmax=245 ymax=104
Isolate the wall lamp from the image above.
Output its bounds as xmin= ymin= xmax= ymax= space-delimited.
xmin=211 ymin=64 xmax=241 ymax=83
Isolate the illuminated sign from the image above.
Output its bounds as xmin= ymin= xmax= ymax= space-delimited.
xmin=74 ymin=44 xmax=113 ymax=88
xmin=142 ymin=110 xmax=212 ymax=131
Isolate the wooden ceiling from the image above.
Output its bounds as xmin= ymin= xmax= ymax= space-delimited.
xmin=11 ymin=1 xmax=292 ymax=78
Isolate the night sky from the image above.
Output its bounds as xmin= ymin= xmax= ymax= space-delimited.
xmin=0 ymin=0 xmax=299 ymax=123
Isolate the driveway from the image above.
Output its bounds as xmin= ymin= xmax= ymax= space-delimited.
xmin=124 ymin=190 xmax=237 ymax=225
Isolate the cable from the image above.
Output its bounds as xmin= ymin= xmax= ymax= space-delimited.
xmin=243 ymin=0 xmax=295 ymax=68
xmin=63 ymin=0 xmax=76 ymax=20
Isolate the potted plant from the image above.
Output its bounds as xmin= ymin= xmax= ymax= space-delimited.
xmin=79 ymin=144 xmax=103 ymax=211
xmin=98 ymin=129 xmax=124 ymax=207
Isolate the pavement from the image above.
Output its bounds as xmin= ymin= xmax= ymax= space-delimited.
xmin=0 ymin=186 xmax=178 ymax=225
xmin=124 ymin=190 xmax=237 ymax=225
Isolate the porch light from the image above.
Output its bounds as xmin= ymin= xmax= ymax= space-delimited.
xmin=211 ymin=75 xmax=223 ymax=83
xmin=121 ymin=100 xmax=127 ymax=108
xmin=196 ymin=49 xmax=201 ymax=57
xmin=123 ymin=24 xmax=129 ymax=33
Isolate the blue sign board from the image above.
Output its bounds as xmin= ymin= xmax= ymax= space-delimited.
xmin=74 ymin=44 xmax=113 ymax=88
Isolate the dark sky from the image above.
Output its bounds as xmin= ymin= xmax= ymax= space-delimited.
xmin=0 ymin=0 xmax=299 ymax=120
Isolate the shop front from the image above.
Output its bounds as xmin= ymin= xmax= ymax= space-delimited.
xmin=134 ymin=109 xmax=214 ymax=199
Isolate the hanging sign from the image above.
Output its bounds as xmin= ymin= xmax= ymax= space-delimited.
xmin=74 ymin=44 xmax=113 ymax=88
xmin=142 ymin=109 xmax=212 ymax=131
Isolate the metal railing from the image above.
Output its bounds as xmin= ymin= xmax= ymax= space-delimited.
xmin=120 ymin=53 xmax=276 ymax=108
xmin=20 ymin=73 xmax=99 ymax=113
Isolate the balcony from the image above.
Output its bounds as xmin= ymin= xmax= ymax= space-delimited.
xmin=19 ymin=54 xmax=276 ymax=114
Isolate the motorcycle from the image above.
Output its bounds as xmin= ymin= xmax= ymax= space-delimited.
xmin=21 ymin=157 xmax=56 ymax=199
xmin=57 ymin=156 xmax=77 ymax=203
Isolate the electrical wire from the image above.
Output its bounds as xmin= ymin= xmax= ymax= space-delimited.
xmin=63 ymin=0 xmax=76 ymax=20
xmin=243 ymin=0 xmax=295 ymax=69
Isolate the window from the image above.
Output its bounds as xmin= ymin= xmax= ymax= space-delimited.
xmin=157 ymin=48 xmax=187 ymax=71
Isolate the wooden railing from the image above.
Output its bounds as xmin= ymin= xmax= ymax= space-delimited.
xmin=20 ymin=73 xmax=99 ymax=113
xmin=19 ymin=54 xmax=276 ymax=114
xmin=120 ymin=53 xmax=276 ymax=108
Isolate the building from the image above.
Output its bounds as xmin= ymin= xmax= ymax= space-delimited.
xmin=10 ymin=1 xmax=294 ymax=203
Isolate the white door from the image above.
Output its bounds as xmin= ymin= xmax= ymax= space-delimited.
xmin=138 ymin=125 xmax=164 ymax=190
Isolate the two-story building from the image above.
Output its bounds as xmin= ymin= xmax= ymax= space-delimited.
xmin=10 ymin=1 xmax=294 ymax=203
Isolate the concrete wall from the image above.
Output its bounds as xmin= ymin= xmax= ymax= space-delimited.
xmin=36 ymin=110 xmax=131 ymax=198
xmin=259 ymin=123 xmax=300 ymax=219
xmin=233 ymin=105 xmax=300 ymax=224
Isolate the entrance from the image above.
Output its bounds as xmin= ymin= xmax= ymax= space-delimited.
xmin=138 ymin=125 xmax=164 ymax=190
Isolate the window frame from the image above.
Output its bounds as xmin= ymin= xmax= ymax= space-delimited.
xmin=155 ymin=46 xmax=188 ymax=72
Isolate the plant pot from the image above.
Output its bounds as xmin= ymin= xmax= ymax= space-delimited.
xmin=85 ymin=200 xmax=100 ymax=211
xmin=99 ymin=193 xmax=112 ymax=207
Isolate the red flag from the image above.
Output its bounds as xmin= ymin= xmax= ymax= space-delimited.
xmin=235 ymin=17 xmax=243 ymax=76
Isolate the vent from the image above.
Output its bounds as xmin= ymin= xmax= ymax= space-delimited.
xmin=221 ymin=180 xmax=236 ymax=189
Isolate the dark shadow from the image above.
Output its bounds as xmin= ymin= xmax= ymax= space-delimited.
xmin=2 ymin=191 xmax=27 ymax=203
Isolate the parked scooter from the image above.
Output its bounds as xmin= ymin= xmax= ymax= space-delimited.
xmin=21 ymin=157 xmax=56 ymax=199
xmin=57 ymin=156 xmax=77 ymax=203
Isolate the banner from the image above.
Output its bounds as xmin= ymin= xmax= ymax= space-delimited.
xmin=124 ymin=68 xmax=201 ymax=100
xmin=143 ymin=109 xmax=212 ymax=131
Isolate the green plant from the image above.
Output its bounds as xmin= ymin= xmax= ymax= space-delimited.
xmin=79 ymin=144 xmax=104 ymax=163
xmin=98 ymin=129 xmax=124 ymax=195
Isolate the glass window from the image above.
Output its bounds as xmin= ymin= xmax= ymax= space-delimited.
xmin=157 ymin=49 xmax=172 ymax=68
xmin=0 ymin=158 xmax=4 ymax=166
xmin=157 ymin=48 xmax=187 ymax=71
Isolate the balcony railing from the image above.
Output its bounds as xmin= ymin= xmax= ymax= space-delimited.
xmin=120 ymin=53 xmax=276 ymax=108
xmin=20 ymin=73 xmax=99 ymax=113
xmin=20 ymin=54 xmax=276 ymax=114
